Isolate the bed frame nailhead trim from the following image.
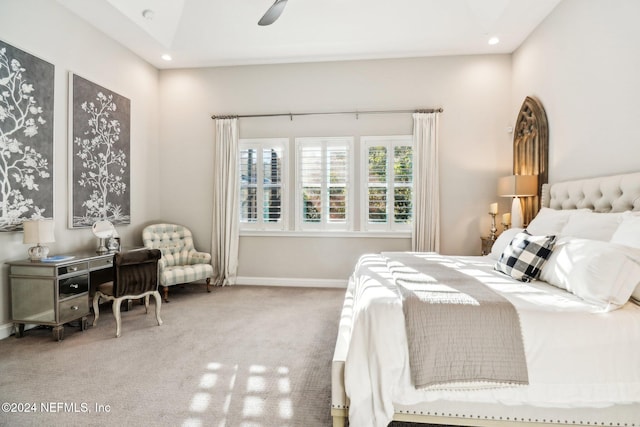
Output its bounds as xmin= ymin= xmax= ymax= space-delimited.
xmin=374 ymin=407 xmax=633 ymax=426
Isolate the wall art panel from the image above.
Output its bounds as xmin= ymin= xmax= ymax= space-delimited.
xmin=69 ymin=73 xmax=130 ymax=227
xmin=0 ymin=40 xmax=54 ymax=231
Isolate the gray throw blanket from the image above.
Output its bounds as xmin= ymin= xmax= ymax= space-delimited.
xmin=383 ymin=252 xmax=529 ymax=389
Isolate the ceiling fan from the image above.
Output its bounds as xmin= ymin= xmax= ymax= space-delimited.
xmin=258 ymin=0 xmax=288 ymax=26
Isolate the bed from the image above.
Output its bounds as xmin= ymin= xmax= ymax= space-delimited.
xmin=331 ymin=171 xmax=640 ymax=427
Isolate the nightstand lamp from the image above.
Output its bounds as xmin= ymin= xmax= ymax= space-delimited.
xmin=23 ymin=219 xmax=55 ymax=261
xmin=498 ymin=175 xmax=538 ymax=228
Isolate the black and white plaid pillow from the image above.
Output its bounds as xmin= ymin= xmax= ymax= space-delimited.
xmin=495 ymin=230 xmax=557 ymax=282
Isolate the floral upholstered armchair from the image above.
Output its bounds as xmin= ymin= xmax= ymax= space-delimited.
xmin=142 ymin=223 xmax=214 ymax=302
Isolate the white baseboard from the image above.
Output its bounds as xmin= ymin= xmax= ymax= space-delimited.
xmin=0 ymin=322 xmax=49 ymax=341
xmin=235 ymin=276 xmax=347 ymax=288
xmin=0 ymin=322 xmax=13 ymax=340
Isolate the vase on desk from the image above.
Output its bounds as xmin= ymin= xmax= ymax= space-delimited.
xmin=108 ymin=236 xmax=121 ymax=252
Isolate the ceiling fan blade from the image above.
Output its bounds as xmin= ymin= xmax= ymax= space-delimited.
xmin=258 ymin=0 xmax=288 ymax=26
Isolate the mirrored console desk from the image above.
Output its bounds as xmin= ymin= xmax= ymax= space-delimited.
xmin=7 ymin=250 xmax=120 ymax=341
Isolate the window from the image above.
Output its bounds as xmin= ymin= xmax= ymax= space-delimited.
xmin=238 ymin=135 xmax=410 ymax=235
xmin=361 ymin=136 xmax=413 ymax=231
xmin=295 ymin=137 xmax=354 ymax=231
xmin=239 ymin=139 xmax=287 ymax=230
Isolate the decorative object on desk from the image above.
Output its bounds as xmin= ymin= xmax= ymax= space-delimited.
xmin=108 ymin=236 xmax=121 ymax=252
xmin=40 ymin=255 xmax=75 ymax=262
xmin=70 ymin=73 xmax=130 ymax=228
xmin=488 ymin=202 xmax=498 ymax=240
xmin=23 ymin=219 xmax=55 ymax=261
xmin=107 ymin=227 xmax=121 ymax=252
xmin=92 ymin=220 xmax=115 ymax=254
xmin=502 ymin=212 xmax=511 ymax=231
xmin=498 ymin=175 xmax=538 ymax=228
xmin=0 ymin=40 xmax=54 ymax=232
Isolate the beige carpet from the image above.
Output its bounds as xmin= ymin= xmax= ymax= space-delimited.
xmin=0 ymin=284 xmax=456 ymax=427
xmin=0 ymin=284 xmax=345 ymax=427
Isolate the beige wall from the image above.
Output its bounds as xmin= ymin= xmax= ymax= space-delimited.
xmin=512 ymin=0 xmax=640 ymax=182
xmin=0 ymin=0 xmax=160 ymax=336
xmin=159 ymin=56 xmax=514 ymax=283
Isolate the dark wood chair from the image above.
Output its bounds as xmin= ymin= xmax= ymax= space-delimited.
xmin=92 ymin=249 xmax=163 ymax=338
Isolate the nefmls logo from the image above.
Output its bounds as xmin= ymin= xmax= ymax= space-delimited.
xmin=40 ymin=402 xmax=89 ymax=413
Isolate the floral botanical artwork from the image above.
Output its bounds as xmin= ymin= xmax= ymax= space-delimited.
xmin=70 ymin=74 xmax=130 ymax=227
xmin=0 ymin=40 xmax=54 ymax=232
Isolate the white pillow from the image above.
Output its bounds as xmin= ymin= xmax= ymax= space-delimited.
xmin=560 ymin=211 xmax=626 ymax=241
xmin=487 ymin=228 xmax=525 ymax=260
xmin=610 ymin=213 xmax=640 ymax=304
xmin=526 ymin=207 xmax=587 ymax=236
xmin=610 ymin=212 xmax=640 ymax=248
xmin=540 ymin=237 xmax=640 ymax=311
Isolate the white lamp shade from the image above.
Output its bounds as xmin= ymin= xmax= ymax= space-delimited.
xmin=498 ymin=175 xmax=538 ymax=197
xmin=23 ymin=220 xmax=55 ymax=244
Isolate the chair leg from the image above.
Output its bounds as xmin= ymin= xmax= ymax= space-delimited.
xmin=92 ymin=293 xmax=101 ymax=326
xmin=163 ymin=286 xmax=169 ymax=303
xmin=206 ymin=277 xmax=211 ymax=293
xmin=113 ymin=298 xmax=123 ymax=338
xmin=144 ymin=295 xmax=150 ymax=314
xmin=153 ymin=291 xmax=163 ymax=326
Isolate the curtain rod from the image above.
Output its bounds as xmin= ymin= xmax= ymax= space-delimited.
xmin=211 ymin=108 xmax=443 ymax=120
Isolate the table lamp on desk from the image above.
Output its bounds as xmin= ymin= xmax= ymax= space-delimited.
xmin=23 ymin=219 xmax=55 ymax=261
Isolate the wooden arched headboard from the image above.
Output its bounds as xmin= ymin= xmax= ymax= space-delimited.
xmin=513 ymin=96 xmax=549 ymax=225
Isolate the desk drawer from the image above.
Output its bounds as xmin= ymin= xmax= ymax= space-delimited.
xmin=59 ymin=274 xmax=89 ymax=299
xmin=58 ymin=262 xmax=88 ymax=276
xmin=59 ymin=295 xmax=89 ymax=323
xmin=89 ymin=257 xmax=114 ymax=270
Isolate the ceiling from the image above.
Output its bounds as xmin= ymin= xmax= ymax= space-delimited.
xmin=55 ymin=0 xmax=562 ymax=70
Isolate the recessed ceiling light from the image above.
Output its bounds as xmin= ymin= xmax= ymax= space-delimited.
xmin=142 ymin=9 xmax=155 ymax=20
xmin=161 ymin=54 xmax=172 ymax=61
xmin=488 ymin=36 xmax=500 ymax=45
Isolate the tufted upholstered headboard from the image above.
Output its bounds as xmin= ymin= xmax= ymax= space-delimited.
xmin=541 ymin=172 xmax=640 ymax=212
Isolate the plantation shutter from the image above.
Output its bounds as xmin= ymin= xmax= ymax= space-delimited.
xmin=296 ymin=137 xmax=353 ymax=230
xmin=362 ymin=136 xmax=413 ymax=231
xmin=239 ymin=140 xmax=286 ymax=230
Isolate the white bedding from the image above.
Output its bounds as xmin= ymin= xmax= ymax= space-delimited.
xmin=343 ymin=253 xmax=640 ymax=427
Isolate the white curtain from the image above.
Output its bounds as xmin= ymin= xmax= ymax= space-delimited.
xmin=412 ymin=112 xmax=440 ymax=252
xmin=212 ymin=118 xmax=240 ymax=286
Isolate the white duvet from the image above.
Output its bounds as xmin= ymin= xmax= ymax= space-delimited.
xmin=343 ymin=253 xmax=640 ymax=427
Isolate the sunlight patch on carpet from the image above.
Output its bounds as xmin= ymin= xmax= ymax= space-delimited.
xmin=200 ymin=373 xmax=218 ymax=388
xmin=184 ymin=361 xmax=295 ymax=425
xmin=247 ymin=375 xmax=266 ymax=392
xmin=189 ymin=392 xmax=210 ymax=412
xmin=242 ymin=396 xmax=264 ymax=417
